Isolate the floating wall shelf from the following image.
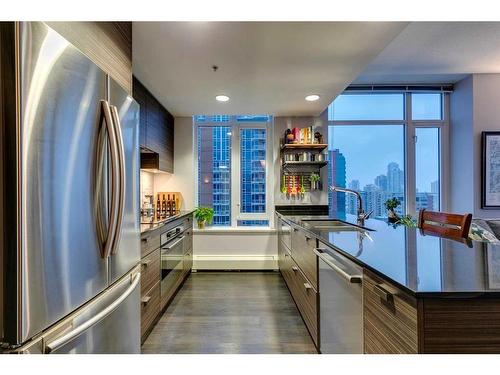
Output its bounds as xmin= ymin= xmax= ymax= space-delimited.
xmin=280 ymin=143 xmax=328 ymax=152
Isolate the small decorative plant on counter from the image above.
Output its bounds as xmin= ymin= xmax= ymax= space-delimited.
xmin=194 ymin=207 xmax=214 ymax=229
xmin=396 ymin=214 xmax=417 ymax=228
xmin=309 ymin=172 xmax=321 ymax=190
xmin=384 ymin=197 xmax=401 ymax=223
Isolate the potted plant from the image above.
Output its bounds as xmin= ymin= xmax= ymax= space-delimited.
xmin=309 ymin=172 xmax=321 ymax=190
xmin=194 ymin=207 xmax=214 ymax=229
xmin=384 ymin=197 xmax=401 ymax=223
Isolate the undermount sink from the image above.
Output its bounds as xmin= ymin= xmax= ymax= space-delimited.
xmin=301 ymin=219 xmax=372 ymax=232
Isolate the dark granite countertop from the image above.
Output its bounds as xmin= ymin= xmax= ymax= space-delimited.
xmin=140 ymin=210 xmax=194 ymax=234
xmin=277 ymin=212 xmax=500 ymax=297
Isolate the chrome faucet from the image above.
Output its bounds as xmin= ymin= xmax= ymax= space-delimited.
xmin=329 ymin=186 xmax=372 ymax=226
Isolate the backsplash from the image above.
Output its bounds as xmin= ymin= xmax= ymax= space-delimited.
xmin=140 ymin=170 xmax=154 ymax=209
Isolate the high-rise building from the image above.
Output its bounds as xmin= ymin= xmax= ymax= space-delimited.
xmin=198 ymin=126 xmax=231 ymax=225
xmin=430 ymin=180 xmax=439 ymax=210
xmin=349 ymin=180 xmax=360 ymax=191
xmin=328 ymin=149 xmax=346 ymax=218
xmin=375 ymin=174 xmax=388 ymax=191
xmin=346 ymin=180 xmax=360 ymax=215
xmin=240 ymin=129 xmax=266 ymax=214
xmin=387 ymin=162 xmax=404 ymax=193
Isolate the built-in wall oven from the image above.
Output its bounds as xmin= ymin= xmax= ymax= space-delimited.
xmin=160 ymin=224 xmax=185 ymax=301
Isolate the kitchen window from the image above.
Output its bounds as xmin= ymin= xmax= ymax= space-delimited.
xmin=328 ymin=91 xmax=449 ymax=219
xmin=195 ymin=115 xmax=273 ymax=227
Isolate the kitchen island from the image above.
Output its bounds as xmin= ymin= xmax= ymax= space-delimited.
xmin=276 ymin=211 xmax=500 ymax=353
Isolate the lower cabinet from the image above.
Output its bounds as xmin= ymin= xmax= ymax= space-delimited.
xmin=141 ymin=281 xmax=160 ymax=342
xmin=279 ymin=233 xmax=319 ymax=348
xmin=140 ymin=214 xmax=194 ymax=344
xmin=363 ymin=269 xmax=418 ymax=354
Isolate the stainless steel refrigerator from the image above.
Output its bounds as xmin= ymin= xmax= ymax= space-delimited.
xmin=0 ymin=22 xmax=141 ymax=353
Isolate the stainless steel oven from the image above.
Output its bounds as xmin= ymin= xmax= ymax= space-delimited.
xmin=160 ymin=224 xmax=185 ymax=300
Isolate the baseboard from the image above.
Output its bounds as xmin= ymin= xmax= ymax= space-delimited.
xmin=193 ymin=255 xmax=278 ymax=270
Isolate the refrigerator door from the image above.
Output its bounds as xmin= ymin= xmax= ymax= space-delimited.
xmin=17 ymin=22 xmax=110 ymax=343
xmin=41 ymin=266 xmax=140 ymax=354
xmin=108 ymin=78 xmax=141 ymax=283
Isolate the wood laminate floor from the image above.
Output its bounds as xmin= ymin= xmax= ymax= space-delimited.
xmin=141 ymin=271 xmax=318 ymax=354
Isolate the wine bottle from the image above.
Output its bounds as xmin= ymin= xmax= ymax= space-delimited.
xmin=156 ymin=195 xmax=161 ymax=220
xmin=171 ymin=194 xmax=177 ymax=214
xmin=166 ymin=194 xmax=171 ymax=216
xmin=161 ymin=194 xmax=167 ymax=218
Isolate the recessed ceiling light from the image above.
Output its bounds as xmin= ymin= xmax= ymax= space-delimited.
xmin=215 ymin=95 xmax=230 ymax=102
xmin=305 ymin=94 xmax=320 ymax=102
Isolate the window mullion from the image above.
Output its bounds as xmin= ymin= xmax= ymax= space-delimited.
xmin=406 ymin=93 xmax=417 ymax=217
xmin=231 ymin=121 xmax=240 ymax=227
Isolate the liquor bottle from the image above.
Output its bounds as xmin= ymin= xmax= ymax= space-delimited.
xmin=161 ymin=194 xmax=167 ymax=218
xmin=156 ymin=195 xmax=161 ymax=220
xmin=166 ymin=194 xmax=172 ymax=216
xmin=171 ymin=194 xmax=177 ymax=214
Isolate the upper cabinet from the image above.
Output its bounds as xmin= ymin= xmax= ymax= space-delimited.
xmin=46 ymin=22 xmax=132 ymax=94
xmin=133 ymin=76 xmax=175 ymax=173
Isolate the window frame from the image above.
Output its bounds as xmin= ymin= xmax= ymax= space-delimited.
xmin=194 ymin=116 xmax=274 ymax=228
xmin=328 ymin=91 xmax=449 ymax=217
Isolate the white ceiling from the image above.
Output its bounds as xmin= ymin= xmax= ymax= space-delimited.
xmin=355 ymin=22 xmax=500 ymax=85
xmin=132 ymin=22 xmax=407 ymax=117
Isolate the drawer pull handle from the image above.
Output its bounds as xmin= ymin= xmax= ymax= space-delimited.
xmin=141 ymin=260 xmax=151 ymax=267
xmin=141 ymin=296 xmax=152 ymax=305
xmin=292 ymin=266 xmax=299 ymax=272
xmin=373 ymin=284 xmax=392 ymax=302
xmin=304 ymin=235 xmax=311 ymax=241
xmin=293 ymin=228 xmax=298 ymax=232
xmin=141 ymin=238 xmax=149 ymax=243
xmin=303 ymin=282 xmax=312 ymax=290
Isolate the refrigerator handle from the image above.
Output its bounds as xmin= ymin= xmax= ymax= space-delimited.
xmin=44 ymin=272 xmax=141 ymax=353
xmin=99 ymin=100 xmax=120 ymax=259
xmin=110 ymin=105 xmax=126 ymax=254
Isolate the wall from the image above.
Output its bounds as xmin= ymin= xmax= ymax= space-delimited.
xmin=450 ymin=74 xmax=500 ymax=218
xmin=450 ymin=76 xmax=474 ymax=214
xmin=193 ymin=229 xmax=277 ymax=270
xmin=273 ymin=110 xmax=329 ymax=206
xmin=47 ymin=22 xmax=132 ymax=94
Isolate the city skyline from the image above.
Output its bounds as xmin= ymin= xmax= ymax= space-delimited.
xmin=329 ymin=149 xmax=439 ymax=218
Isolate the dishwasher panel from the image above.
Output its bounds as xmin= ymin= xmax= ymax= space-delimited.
xmin=317 ymin=247 xmax=363 ymax=354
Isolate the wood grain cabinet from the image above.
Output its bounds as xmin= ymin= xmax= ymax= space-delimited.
xmin=363 ymin=270 xmax=418 ymax=354
xmin=363 ymin=269 xmax=500 ymax=353
xmin=133 ymin=76 xmax=174 ymax=173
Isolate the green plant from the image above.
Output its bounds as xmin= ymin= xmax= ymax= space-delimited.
xmin=396 ymin=215 xmax=417 ymax=228
xmin=194 ymin=207 xmax=214 ymax=225
xmin=308 ymin=172 xmax=320 ymax=183
xmin=384 ymin=197 xmax=401 ymax=211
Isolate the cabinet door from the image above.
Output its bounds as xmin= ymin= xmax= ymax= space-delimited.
xmin=363 ymin=270 xmax=418 ymax=354
xmin=291 ymin=227 xmax=318 ymax=289
xmin=132 ymin=76 xmax=147 ymax=148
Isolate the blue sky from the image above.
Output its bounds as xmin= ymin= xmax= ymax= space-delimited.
xmin=327 ymin=93 xmax=441 ymax=192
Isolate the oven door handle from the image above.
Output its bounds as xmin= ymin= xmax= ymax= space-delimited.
xmin=162 ymin=236 xmax=185 ymax=250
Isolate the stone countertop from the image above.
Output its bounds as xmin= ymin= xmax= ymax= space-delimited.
xmin=277 ymin=212 xmax=500 ymax=297
xmin=140 ymin=210 xmax=194 ymax=234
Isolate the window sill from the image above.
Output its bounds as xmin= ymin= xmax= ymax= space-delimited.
xmin=193 ymin=226 xmax=276 ymax=234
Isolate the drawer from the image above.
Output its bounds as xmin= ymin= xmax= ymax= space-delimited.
xmin=141 ymin=281 xmax=160 ymax=342
xmin=281 ymin=250 xmax=293 ymax=286
xmin=363 ymin=269 xmax=418 ymax=354
xmin=277 ymin=216 xmax=292 ymax=250
xmin=288 ymin=256 xmax=319 ymax=347
xmin=291 ymin=226 xmax=318 ymax=289
xmin=141 ymin=249 xmax=160 ymax=295
xmin=141 ymin=230 xmax=160 ymax=257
